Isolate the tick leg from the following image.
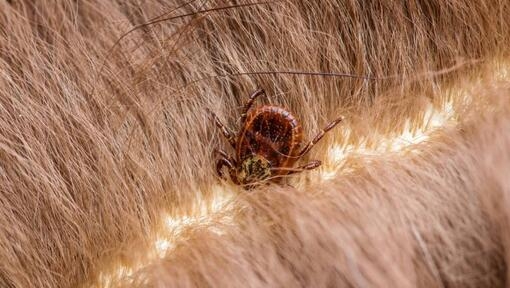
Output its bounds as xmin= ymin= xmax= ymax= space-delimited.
xmin=216 ymin=156 xmax=236 ymax=179
xmin=286 ymin=160 xmax=322 ymax=175
xmin=214 ymin=148 xmax=231 ymax=159
xmin=298 ymin=116 xmax=343 ymax=157
xmin=240 ymin=89 xmax=265 ymax=124
xmin=215 ymin=149 xmax=240 ymax=184
xmin=209 ymin=110 xmax=236 ymax=149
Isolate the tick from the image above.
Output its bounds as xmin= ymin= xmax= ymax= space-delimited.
xmin=211 ymin=89 xmax=343 ymax=188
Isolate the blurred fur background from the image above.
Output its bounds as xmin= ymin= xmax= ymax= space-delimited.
xmin=0 ymin=0 xmax=510 ymax=287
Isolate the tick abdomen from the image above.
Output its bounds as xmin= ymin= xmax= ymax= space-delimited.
xmin=237 ymin=105 xmax=303 ymax=172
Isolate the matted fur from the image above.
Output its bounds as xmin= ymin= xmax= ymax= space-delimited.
xmin=0 ymin=0 xmax=509 ymax=287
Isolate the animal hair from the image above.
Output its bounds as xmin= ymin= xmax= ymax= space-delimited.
xmin=0 ymin=0 xmax=509 ymax=287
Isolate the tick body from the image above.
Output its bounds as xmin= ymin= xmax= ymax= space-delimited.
xmin=212 ymin=89 xmax=343 ymax=188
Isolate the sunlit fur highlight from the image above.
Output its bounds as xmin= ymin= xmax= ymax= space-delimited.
xmin=0 ymin=1 xmax=509 ymax=287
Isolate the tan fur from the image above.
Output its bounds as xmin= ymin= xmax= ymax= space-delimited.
xmin=0 ymin=1 xmax=509 ymax=287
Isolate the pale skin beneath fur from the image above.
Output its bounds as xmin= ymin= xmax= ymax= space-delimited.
xmin=0 ymin=1 xmax=509 ymax=288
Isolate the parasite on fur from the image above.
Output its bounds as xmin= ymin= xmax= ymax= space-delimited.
xmin=211 ymin=89 xmax=343 ymax=189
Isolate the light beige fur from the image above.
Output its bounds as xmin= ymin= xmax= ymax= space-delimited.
xmin=0 ymin=1 xmax=509 ymax=287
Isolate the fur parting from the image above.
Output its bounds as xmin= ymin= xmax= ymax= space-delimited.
xmin=123 ymin=86 xmax=510 ymax=288
xmin=0 ymin=0 xmax=509 ymax=287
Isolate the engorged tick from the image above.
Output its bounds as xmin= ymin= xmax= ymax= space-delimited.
xmin=210 ymin=89 xmax=343 ymax=188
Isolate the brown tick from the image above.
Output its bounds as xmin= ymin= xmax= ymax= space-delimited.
xmin=211 ymin=89 xmax=343 ymax=188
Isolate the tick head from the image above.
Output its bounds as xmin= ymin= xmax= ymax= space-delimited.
xmin=237 ymin=155 xmax=272 ymax=185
